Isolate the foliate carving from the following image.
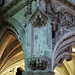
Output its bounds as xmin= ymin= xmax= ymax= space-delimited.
xmin=51 ymin=11 xmax=75 ymax=69
xmin=25 ymin=0 xmax=32 ymax=18
xmin=27 ymin=57 xmax=52 ymax=70
xmin=56 ymin=12 xmax=75 ymax=27
xmin=45 ymin=1 xmax=75 ymax=43
xmin=27 ymin=58 xmax=47 ymax=70
xmin=25 ymin=0 xmax=47 ymax=20
xmin=45 ymin=1 xmax=75 ymax=69
xmin=25 ymin=0 xmax=39 ymax=19
xmin=51 ymin=12 xmax=75 ymax=48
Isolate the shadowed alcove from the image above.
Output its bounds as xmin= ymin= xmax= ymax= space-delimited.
xmin=16 ymin=68 xmax=22 ymax=75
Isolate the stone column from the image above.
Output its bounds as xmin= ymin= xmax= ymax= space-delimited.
xmin=22 ymin=6 xmax=54 ymax=74
xmin=18 ymin=0 xmax=55 ymax=74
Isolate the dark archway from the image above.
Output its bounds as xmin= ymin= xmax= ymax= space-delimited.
xmin=16 ymin=68 xmax=22 ymax=75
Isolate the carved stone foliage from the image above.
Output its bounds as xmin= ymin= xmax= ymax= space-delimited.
xmin=27 ymin=57 xmax=52 ymax=70
xmin=25 ymin=0 xmax=53 ymax=21
xmin=24 ymin=0 xmax=75 ymax=70
xmin=56 ymin=12 xmax=75 ymax=27
xmin=24 ymin=0 xmax=75 ymax=43
xmin=52 ymin=12 xmax=75 ymax=47
xmin=44 ymin=0 xmax=75 ymax=70
xmin=51 ymin=11 xmax=75 ymax=69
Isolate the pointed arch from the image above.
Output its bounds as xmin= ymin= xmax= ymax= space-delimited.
xmin=0 ymin=17 xmax=28 ymax=72
xmin=52 ymin=31 xmax=75 ymax=69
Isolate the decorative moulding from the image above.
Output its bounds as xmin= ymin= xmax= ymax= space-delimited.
xmin=28 ymin=6 xmax=49 ymax=27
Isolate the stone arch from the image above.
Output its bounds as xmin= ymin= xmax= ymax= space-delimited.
xmin=5 ymin=18 xmax=27 ymax=63
xmin=52 ymin=31 xmax=75 ymax=69
xmin=0 ymin=33 xmax=24 ymax=75
xmin=0 ymin=17 xmax=28 ymax=74
xmin=54 ymin=45 xmax=75 ymax=75
xmin=56 ymin=6 xmax=75 ymax=16
xmin=0 ymin=17 xmax=26 ymax=52
xmin=5 ymin=17 xmax=25 ymax=41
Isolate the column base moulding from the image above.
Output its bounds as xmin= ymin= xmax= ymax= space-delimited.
xmin=22 ymin=70 xmax=55 ymax=75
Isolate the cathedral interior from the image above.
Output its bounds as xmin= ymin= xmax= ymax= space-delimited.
xmin=0 ymin=0 xmax=75 ymax=75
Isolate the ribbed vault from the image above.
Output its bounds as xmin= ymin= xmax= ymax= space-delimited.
xmin=54 ymin=47 xmax=75 ymax=75
xmin=0 ymin=33 xmax=24 ymax=75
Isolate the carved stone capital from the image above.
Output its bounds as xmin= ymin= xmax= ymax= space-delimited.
xmin=26 ymin=57 xmax=52 ymax=71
